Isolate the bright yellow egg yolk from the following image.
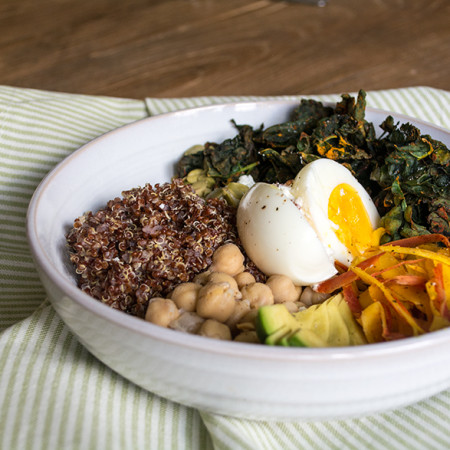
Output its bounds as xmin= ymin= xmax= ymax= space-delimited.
xmin=328 ymin=183 xmax=374 ymax=257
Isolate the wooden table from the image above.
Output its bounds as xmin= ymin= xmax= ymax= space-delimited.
xmin=1 ymin=0 xmax=449 ymax=99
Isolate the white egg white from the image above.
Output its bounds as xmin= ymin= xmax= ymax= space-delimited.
xmin=237 ymin=159 xmax=381 ymax=285
xmin=291 ymin=159 xmax=380 ymax=266
xmin=236 ymin=182 xmax=338 ymax=285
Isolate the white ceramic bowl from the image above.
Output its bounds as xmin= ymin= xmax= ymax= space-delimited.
xmin=27 ymin=101 xmax=450 ymax=421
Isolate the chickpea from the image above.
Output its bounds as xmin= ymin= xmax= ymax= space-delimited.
xmin=170 ymin=282 xmax=201 ymax=312
xmin=236 ymin=309 xmax=259 ymax=332
xmin=296 ymin=301 xmax=307 ymax=311
xmin=169 ymin=311 xmax=204 ymax=334
xmin=239 ymin=309 xmax=259 ymax=324
xmin=266 ymin=274 xmax=301 ymax=304
xmin=300 ymin=286 xmax=330 ymax=307
xmin=198 ymin=319 xmax=232 ymax=340
xmin=234 ymin=271 xmax=256 ymax=289
xmin=236 ymin=321 xmax=255 ymax=332
xmin=283 ymin=301 xmax=300 ymax=314
xmin=233 ymin=331 xmax=260 ymax=343
xmin=210 ymin=243 xmax=245 ymax=276
xmin=145 ymin=298 xmax=180 ymax=327
xmin=208 ymin=272 xmax=241 ymax=299
xmin=226 ymin=299 xmax=252 ymax=330
xmin=240 ymin=282 xmax=274 ymax=308
xmin=196 ymin=282 xmax=236 ymax=322
xmin=193 ymin=271 xmax=211 ymax=286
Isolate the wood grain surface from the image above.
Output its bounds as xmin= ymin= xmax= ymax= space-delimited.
xmin=1 ymin=0 xmax=449 ymax=99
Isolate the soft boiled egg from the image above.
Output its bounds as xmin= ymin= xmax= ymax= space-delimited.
xmin=236 ymin=159 xmax=380 ymax=285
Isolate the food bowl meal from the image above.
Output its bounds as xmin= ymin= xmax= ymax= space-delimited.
xmin=27 ymin=99 xmax=450 ymax=421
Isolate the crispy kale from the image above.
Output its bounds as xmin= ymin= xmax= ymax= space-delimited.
xmin=176 ymin=124 xmax=261 ymax=184
xmin=372 ymin=120 xmax=450 ymax=240
xmin=175 ymin=90 xmax=450 ymax=240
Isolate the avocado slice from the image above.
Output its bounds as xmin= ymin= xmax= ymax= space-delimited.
xmin=282 ymin=328 xmax=328 ymax=347
xmin=265 ymin=325 xmax=292 ymax=346
xmin=257 ymin=293 xmax=367 ymax=347
xmin=256 ymin=304 xmax=298 ymax=341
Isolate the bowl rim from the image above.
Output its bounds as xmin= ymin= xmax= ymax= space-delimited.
xmin=26 ymin=99 xmax=450 ymax=362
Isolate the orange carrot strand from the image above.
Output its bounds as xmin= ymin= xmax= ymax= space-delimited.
xmin=386 ymin=234 xmax=450 ymax=248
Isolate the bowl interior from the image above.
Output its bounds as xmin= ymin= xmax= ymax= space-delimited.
xmin=27 ymin=101 xmax=450 ymax=345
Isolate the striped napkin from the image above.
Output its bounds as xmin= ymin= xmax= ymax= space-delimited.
xmin=1 ymin=85 xmax=449 ymax=450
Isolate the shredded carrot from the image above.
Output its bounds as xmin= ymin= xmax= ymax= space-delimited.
xmin=386 ymin=234 xmax=450 ymax=248
xmin=316 ymin=234 xmax=450 ymax=343
xmin=383 ymin=275 xmax=428 ymax=287
xmin=351 ymin=266 xmax=426 ymax=336
xmin=381 ymin=245 xmax=450 ymax=267
xmin=434 ymin=264 xmax=446 ymax=306
xmin=316 ymin=253 xmax=382 ymax=293
xmin=342 ymin=284 xmax=362 ymax=316
xmin=370 ymin=258 xmax=425 ymax=278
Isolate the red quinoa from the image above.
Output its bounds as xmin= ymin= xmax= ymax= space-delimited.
xmin=66 ymin=179 xmax=263 ymax=317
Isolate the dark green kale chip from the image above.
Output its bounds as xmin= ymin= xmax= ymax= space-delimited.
xmin=176 ymin=149 xmax=204 ymax=178
xmin=202 ymin=123 xmax=260 ymax=183
xmin=175 ymin=89 xmax=450 ymax=240
xmin=371 ymin=118 xmax=450 ymax=240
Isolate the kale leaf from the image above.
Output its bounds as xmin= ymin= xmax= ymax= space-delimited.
xmin=175 ymin=90 xmax=450 ymax=239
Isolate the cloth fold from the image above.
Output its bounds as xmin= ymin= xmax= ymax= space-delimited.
xmin=1 ymin=85 xmax=449 ymax=450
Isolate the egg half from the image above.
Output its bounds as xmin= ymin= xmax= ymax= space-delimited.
xmin=236 ymin=159 xmax=380 ymax=285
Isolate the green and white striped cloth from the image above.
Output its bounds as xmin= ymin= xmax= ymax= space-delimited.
xmin=1 ymin=85 xmax=449 ymax=449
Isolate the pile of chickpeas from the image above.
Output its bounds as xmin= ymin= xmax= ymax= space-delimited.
xmin=144 ymin=243 xmax=330 ymax=342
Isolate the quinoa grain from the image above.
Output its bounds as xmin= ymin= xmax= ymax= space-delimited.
xmin=66 ymin=179 xmax=261 ymax=317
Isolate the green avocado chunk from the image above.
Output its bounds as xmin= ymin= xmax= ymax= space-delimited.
xmin=256 ymin=293 xmax=367 ymax=347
